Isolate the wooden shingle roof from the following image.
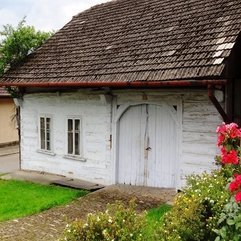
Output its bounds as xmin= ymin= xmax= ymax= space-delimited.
xmin=1 ymin=0 xmax=241 ymax=86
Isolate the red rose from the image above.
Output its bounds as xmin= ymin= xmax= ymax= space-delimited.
xmin=228 ymin=123 xmax=241 ymax=138
xmin=216 ymin=123 xmax=227 ymax=134
xmin=235 ymin=192 xmax=241 ymax=203
xmin=236 ymin=175 xmax=241 ymax=184
xmin=216 ymin=123 xmax=241 ymax=144
xmin=229 ymin=181 xmax=239 ymax=192
xmin=217 ymin=134 xmax=225 ymax=146
xmin=221 ymin=148 xmax=239 ymax=165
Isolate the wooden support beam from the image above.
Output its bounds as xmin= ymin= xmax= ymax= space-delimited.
xmin=208 ymin=85 xmax=230 ymax=123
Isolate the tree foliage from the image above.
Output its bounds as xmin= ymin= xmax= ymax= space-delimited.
xmin=0 ymin=18 xmax=52 ymax=75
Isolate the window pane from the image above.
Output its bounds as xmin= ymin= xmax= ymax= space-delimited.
xmin=75 ymin=119 xmax=80 ymax=131
xmin=40 ymin=131 xmax=45 ymax=149
xmin=46 ymin=118 xmax=51 ymax=149
xmin=68 ymin=132 xmax=73 ymax=154
xmin=40 ymin=117 xmax=45 ymax=131
xmin=46 ymin=118 xmax=50 ymax=130
xmin=75 ymin=132 xmax=79 ymax=155
xmin=68 ymin=119 xmax=73 ymax=131
xmin=47 ymin=141 xmax=50 ymax=151
xmin=46 ymin=131 xmax=50 ymax=142
xmin=40 ymin=117 xmax=45 ymax=149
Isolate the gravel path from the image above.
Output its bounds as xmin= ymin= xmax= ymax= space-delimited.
xmin=0 ymin=185 xmax=175 ymax=241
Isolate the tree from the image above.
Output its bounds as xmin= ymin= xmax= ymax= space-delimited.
xmin=0 ymin=18 xmax=52 ymax=75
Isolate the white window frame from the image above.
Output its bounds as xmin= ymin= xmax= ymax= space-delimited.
xmin=38 ymin=114 xmax=53 ymax=153
xmin=66 ymin=116 xmax=83 ymax=158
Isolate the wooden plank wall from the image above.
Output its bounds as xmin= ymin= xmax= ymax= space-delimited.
xmin=20 ymin=89 xmax=223 ymax=187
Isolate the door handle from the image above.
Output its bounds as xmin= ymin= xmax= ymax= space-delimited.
xmin=146 ymin=147 xmax=151 ymax=151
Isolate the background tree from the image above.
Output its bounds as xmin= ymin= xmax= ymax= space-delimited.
xmin=0 ymin=18 xmax=52 ymax=75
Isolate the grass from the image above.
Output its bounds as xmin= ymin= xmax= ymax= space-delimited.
xmin=144 ymin=204 xmax=172 ymax=237
xmin=0 ymin=179 xmax=89 ymax=222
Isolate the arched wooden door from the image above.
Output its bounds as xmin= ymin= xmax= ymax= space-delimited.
xmin=117 ymin=104 xmax=178 ymax=188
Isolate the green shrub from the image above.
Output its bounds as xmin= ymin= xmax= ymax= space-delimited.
xmin=60 ymin=200 xmax=147 ymax=241
xmin=214 ymin=197 xmax=241 ymax=241
xmin=157 ymin=170 xmax=230 ymax=241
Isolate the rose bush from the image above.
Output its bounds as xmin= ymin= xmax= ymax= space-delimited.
xmin=216 ymin=122 xmax=241 ymax=198
xmin=217 ymin=123 xmax=241 ymax=166
xmin=214 ymin=122 xmax=241 ymax=240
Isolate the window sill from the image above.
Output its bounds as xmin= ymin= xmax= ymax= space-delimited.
xmin=64 ymin=155 xmax=87 ymax=162
xmin=36 ymin=149 xmax=56 ymax=156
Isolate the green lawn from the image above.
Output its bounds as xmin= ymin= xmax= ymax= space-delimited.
xmin=145 ymin=204 xmax=172 ymax=237
xmin=0 ymin=179 xmax=89 ymax=222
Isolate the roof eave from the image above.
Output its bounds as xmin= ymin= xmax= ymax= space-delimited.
xmin=0 ymin=79 xmax=227 ymax=88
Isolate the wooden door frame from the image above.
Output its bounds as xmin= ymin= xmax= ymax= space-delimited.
xmin=111 ymin=97 xmax=183 ymax=188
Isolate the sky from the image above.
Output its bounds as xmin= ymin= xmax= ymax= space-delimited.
xmin=0 ymin=0 xmax=110 ymax=32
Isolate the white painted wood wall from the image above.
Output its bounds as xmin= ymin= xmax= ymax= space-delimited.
xmin=20 ymin=92 xmax=112 ymax=185
xmin=20 ymin=89 xmax=222 ymax=188
xmin=114 ymin=90 xmax=222 ymax=188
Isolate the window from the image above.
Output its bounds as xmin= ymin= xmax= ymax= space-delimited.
xmin=67 ymin=118 xmax=82 ymax=156
xmin=40 ymin=116 xmax=51 ymax=151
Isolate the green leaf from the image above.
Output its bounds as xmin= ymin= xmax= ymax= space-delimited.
xmin=214 ymin=237 xmax=220 ymax=241
xmin=219 ymin=227 xmax=227 ymax=238
xmin=227 ymin=219 xmax=235 ymax=225
xmin=235 ymin=222 xmax=241 ymax=229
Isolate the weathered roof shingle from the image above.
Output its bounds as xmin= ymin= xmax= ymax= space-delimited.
xmin=1 ymin=0 xmax=241 ymax=85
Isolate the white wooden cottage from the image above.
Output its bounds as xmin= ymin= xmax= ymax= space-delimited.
xmin=1 ymin=0 xmax=241 ymax=189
